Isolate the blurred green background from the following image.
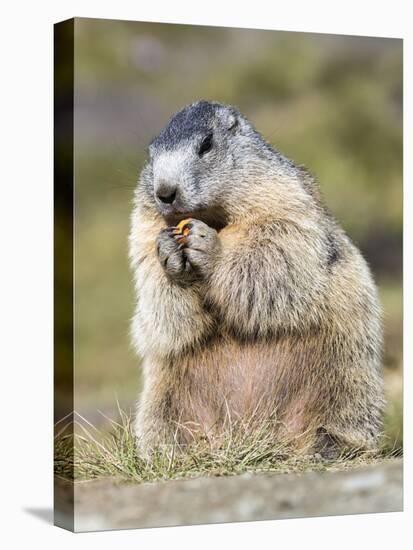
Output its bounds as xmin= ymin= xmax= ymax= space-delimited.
xmin=58 ymin=19 xmax=402 ymax=450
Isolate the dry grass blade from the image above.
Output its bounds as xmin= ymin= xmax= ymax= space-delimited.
xmin=54 ymin=405 xmax=402 ymax=483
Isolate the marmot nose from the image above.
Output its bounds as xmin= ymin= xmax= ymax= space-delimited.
xmin=156 ymin=183 xmax=177 ymax=205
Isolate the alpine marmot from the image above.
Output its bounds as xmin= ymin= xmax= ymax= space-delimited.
xmin=129 ymin=100 xmax=384 ymax=457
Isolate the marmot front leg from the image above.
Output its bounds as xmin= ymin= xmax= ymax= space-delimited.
xmin=205 ymin=222 xmax=328 ymax=338
xmin=130 ymin=210 xmax=215 ymax=359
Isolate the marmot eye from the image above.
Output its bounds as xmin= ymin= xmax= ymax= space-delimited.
xmin=198 ymin=133 xmax=213 ymax=156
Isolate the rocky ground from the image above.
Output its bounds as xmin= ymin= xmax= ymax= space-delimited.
xmin=55 ymin=458 xmax=403 ymax=532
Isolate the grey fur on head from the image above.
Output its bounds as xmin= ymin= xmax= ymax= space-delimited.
xmin=129 ymin=100 xmax=384 ymax=458
xmin=141 ymin=100 xmax=296 ymax=228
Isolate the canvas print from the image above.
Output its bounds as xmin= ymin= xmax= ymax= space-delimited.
xmin=54 ymin=17 xmax=403 ymax=532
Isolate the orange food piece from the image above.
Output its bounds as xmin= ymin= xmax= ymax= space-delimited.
xmin=176 ymin=218 xmax=191 ymax=236
xmin=169 ymin=218 xmax=191 ymax=245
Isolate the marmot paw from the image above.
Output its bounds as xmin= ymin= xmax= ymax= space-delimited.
xmin=156 ymin=227 xmax=196 ymax=285
xmin=175 ymin=219 xmax=221 ymax=279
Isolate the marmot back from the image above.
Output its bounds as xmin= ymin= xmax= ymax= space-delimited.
xmin=129 ymin=100 xmax=384 ymax=457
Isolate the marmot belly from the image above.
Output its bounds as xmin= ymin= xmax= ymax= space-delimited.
xmin=166 ymin=333 xmax=326 ymax=443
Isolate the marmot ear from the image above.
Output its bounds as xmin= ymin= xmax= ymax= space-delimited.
xmin=226 ymin=113 xmax=238 ymax=132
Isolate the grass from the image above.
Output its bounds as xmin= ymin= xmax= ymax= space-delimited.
xmin=54 ymin=405 xmax=402 ymax=484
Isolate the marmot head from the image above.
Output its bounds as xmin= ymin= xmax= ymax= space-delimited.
xmin=139 ymin=100 xmax=284 ymax=227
